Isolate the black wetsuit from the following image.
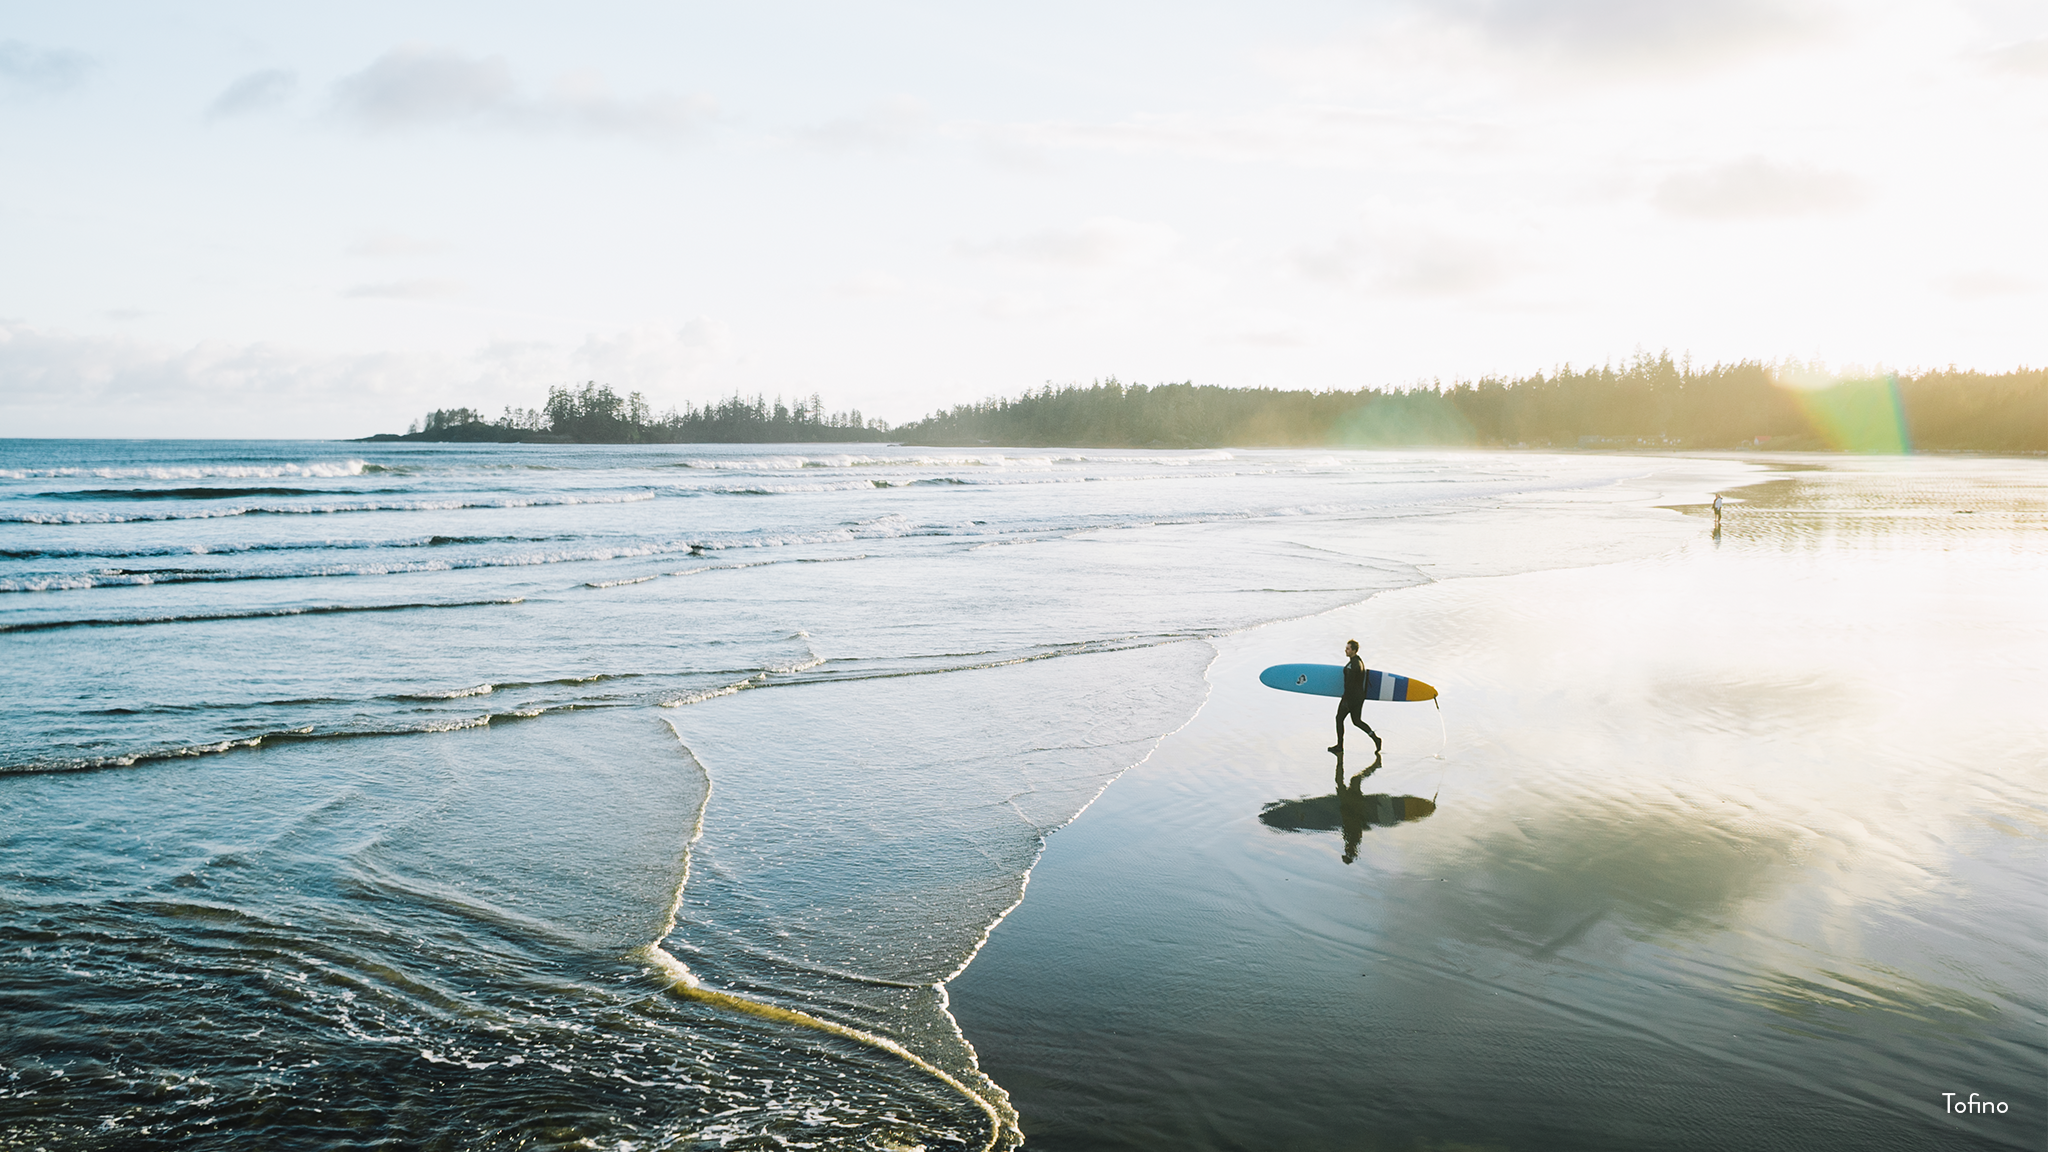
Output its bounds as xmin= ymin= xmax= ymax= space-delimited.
xmin=1334 ymin=654 xmax=1378 ymax=750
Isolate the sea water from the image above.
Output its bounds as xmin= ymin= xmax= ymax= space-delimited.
xmin=1 ymin=442 xmax=2035 ymax=1148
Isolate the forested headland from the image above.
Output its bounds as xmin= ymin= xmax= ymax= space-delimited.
xmin=365 ymin=357 xmax=2046 ymax=453
xmin=361 ymin=383 xmax=888 ymax=445
xmin=896 ymin=358 xmax=2045 ymax=453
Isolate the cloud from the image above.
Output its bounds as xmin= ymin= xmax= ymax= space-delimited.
xmin=347 ymin=232 xmax=450 ymax=258
xmin=1293 ymin=236 xmax=1370 ymax=286
xmin=330 ymin=47 xmax=715 ymax=141
xmin=1381 ymin=237 xmax=1514 ymax=295
xmin=1984 ymin=38 xmax=2048 ymax=77
xmin=1293 ymin=231 xmax=1515 ymax=297
xmin=1654 ymin=158 xmax=1866 ymax=219
xmin=331 ymin=48 xmax=516 ymax=128
xmin=206 ymin=69 xmax=298 ymax=119
xmin=960 ymin=217 xmax=1181 ymax=269
xmin=0 ymin=39 xmax=93 ymax=96
xmin=1257 ymin=0 xmax=1838 ymax=110
xmin=0 ymin=320 xmax=438 ymax=422
xmin=1436 ymin=0 xmax=1829 ymax=71
xmin=798 ymin=96 xmax=928 ymax=150
xmin=341 ymin=278 xmax=465 ymax=300
xmin=0 ymin=319 xmax=747 ymax=436
xmin=968 ymin=106 xmax=1501 ymax=172
xmin=1937 ymin=270 xmax=2037 ymax=300
xmin=1230 ymin=325 xmax=1310 ymax=348
xmin=835 ymin=272 xmax=907 ymax=298
xmin=567 ymin=318 xmax=740 ymax=388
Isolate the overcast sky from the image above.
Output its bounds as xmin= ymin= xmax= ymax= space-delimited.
xmin=3 ymin=1 xmax=2044 ymax=437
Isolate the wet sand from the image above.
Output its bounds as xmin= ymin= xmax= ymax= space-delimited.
xmin=949 ymin=460 xmax=2047 ymax=1151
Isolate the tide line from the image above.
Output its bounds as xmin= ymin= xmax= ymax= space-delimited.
xmin=642 ymin=946 xmax=1013 ymax=1152
xmin=641 ymin=721 xmax=1016 ymax=1152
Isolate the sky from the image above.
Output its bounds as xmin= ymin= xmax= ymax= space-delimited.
xmin=2 ymin=0 xmax=2044 ymax=438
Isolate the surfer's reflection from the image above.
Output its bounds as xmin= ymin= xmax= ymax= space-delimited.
xmin=1258 ymin=765 xmax=1438 ymax=864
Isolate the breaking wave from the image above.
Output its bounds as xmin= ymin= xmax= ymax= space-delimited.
xmin=0 ymin=597 xmax=526 ymax=633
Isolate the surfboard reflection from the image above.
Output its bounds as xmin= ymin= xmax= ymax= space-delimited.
xmin=1259 ymin=774 xmax=1437 ymax=864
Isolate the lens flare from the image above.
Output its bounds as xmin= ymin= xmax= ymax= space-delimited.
xmin=1778 ymin=372 xmax=1912 ymax=453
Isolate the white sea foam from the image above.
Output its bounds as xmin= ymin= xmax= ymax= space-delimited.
xmin=1 ymin=574 xmax=114 ymax=592
xmin=415 ymin=715 xmax=495 ymax=733
xmin=711 ymin=480 xmax=895 ymax=495
xmin=661 ymin=451 xmax=1234 ymax=472
xmin=0 ymin=491 xmax=657 ymax=524
xmin=695 ymin=529 xmax=860 ymax=550
xmin=0 ymin=460 xmax=370 ymax=481
xmin=659 ymin=679 xmax=755 ymax=707
xmin=415 ymin=684 xmax=495 ymax=699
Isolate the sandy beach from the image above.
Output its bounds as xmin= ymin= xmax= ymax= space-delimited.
xmin=949 ymin=461 xmax=2046 ymax=1151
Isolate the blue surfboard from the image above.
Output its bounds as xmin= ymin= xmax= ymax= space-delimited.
xmin=1259 ymin=663 xmax=1438 ymax=702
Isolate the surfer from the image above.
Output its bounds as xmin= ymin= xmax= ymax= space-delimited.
xmin=1713 ymin=493 xmax=1723 ymax=523
xmin=1329 ymin=639 xmax=1382 ymax=758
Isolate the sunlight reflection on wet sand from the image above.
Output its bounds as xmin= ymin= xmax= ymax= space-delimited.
xmin=950 ymin=456 xmax=2047 ymax=1152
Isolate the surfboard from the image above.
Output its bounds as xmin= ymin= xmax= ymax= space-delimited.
xmin=1258 ymin=663 xmax=1437 ymax=702
xmin=1257 ymin=792 xmax=1438 ymax=833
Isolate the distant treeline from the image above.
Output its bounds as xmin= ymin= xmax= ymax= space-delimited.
xmin=366 ymin=357 xmax=2046 ymax=452
xmin=362 ymin=382 xmax=888 ymax=444
xmin=894 ymin=357 xmax=2047 ymax=453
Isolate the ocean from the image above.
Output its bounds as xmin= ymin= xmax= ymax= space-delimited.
xmin=2 ymin=440 xmax=2041 ymax=1149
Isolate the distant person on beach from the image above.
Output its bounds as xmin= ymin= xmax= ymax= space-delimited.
xmin=1713 ymin=494 xmax=1724 ymax=523
xmin=1329 ymin=639 xmax=1382 ymax=758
